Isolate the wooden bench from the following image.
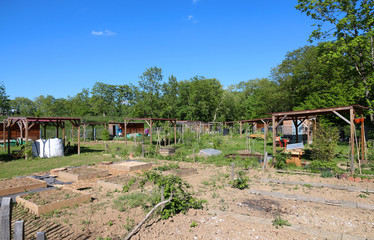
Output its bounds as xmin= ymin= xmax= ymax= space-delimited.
xmin=284 ymin=143 xmax=305 ymax=167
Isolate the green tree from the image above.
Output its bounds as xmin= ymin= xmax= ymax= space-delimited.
xmin=10 ymin=97 xmax=37 ymax=116
xmin=160 ymin=75 xmax=179 ymax=119
xmin=135 ymin=67 xmax=163 ymax=117
xmin=91 ymin=82 xmax=117 ymax=116
xmin=0 ymin=81 xmax=10 ymax=114
xmin=68 ymin=88 xmax=92 ymax=116
xmin=296 ymin=0 xmax=374 ymax=122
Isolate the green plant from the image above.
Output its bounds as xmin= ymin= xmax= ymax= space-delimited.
xmin=153 ymin=163 xmax=179 ymax=171
xmin=102 ymin=129 xmax=110 ymax=141
xmin=321 ymin=170 xmax=333 ymax=178
xmin=309 ymin=160 xmax=338 ymax=173
xmin=107 ymin=220 xmax=113 ymax=227
xmin=311 ymin=124 xmax=339 ymax=162
xmin=124 ymin=217 xmax=135 ymax=231
xmin=122 ymin=177 xmax=137 ymax=192
xmin=231 ymin=171 xmax=249 ymax=190
xmin=190 ymin=221 xmax=198 ymax=227
xmin=274 ymin=152 xmax=289 ymax=170
xmin=272 ymin=215 xmax=291 ymax=228
xmin=23 ymin=142 xmax=33 ymax=159
xmin=358 ymin=193 xmax=368 ymax=198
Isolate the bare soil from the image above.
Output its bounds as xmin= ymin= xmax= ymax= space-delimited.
xmin=11 ymin=160 xmax=374 ymax=240
xmin=67 ymin=166 xmax=105 ymax=175
xmin=0 ymin=177 xmax=40 ymax=190
xmin=21 ymin=188 xmax=81 ymax=205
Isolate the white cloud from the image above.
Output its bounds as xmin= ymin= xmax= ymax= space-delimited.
xmin=91 ymin=30 xmax=116 ymax=36
xmin=187 ymin=15 xmax=198 ymax=24
xmin=91 ymin=30 xmax=103 ymax=36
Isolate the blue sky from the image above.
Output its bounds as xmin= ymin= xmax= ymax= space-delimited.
xmin=0 ymin=0 xmax=315 ymax=100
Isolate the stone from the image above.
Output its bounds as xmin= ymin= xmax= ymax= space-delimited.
xmin=354 ymin=177 xmax=361 ymax=183
xmin=347 ymin=176 xmax=355 ymax=182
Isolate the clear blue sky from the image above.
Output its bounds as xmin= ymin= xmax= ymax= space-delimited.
xmin=0 ymin=0 xmax=315 ymax=100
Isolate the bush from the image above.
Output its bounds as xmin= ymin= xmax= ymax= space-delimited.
xmin=309 ymin=160 xmax=338 ymax=173
xmin=102 ymin=129 xmax=110 ymax=141
xmin=311 ymin=124 xmax=339 ymax=162
xmin=274 ymin=152 xmax=289 ymax=169
xmin=231 ymin=171 xmax=249 ymax=190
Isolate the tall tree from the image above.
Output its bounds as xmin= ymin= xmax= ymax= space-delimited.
xmin=296 ymin=0 xmax=374 ymax=122
xmin=160 ymin=75 xmax=179 ymax=118
xmin=10 ymin=97 xmax=36 ymax=116
xmin=0 ymin=81 xmax=10 ymax=114
xmin=136 ymin=67 xmax=163 ymax=117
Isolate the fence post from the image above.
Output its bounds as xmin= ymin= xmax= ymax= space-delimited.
xmin=36 ymin=232 xmax=46 ymax=240
xmin=231 ymin=163 xmax=235 ymax=180
xmin=0 ymin=197 xmax=12 ymax=240
xmin=14 ymin=220 xmax=25 ymax=240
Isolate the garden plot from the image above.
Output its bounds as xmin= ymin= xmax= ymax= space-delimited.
xmin=0 ymin=177 xmax=47 ymax=197
xmin=109 ymin=161 xmax=152 ymax=172
xmin=162 ymin=168 xmax=197 ymax=178
xmin=16 ymin=187 xmax=92 ymax=216
xmin=58 ymin=166 xmax=109 ymax=181
xmin=97 ymin=175 xmax=153 ymax=192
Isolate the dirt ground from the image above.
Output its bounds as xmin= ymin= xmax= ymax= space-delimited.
xmin=8 ymin=159 xmax=374 ymax=240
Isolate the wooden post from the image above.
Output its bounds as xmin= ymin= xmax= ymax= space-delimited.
xmin=174 ymin=121 xmax=177 ymax=146
xmin=14 ymin=220 xmax=24 ymax=240
xmin=124 ymin=119 xmax=127 ymax=146
xmin=43 ymin=125 xmax=47 ymax=139
xmin=2 ymin=120 xmax=4 ymax=151
xmin=307 ymin=118 xmax=311 ymax=144
xmin=150 ymin=119 xmax=153 ymax=145
xmin=0 ymin=197 xmax=12 ymax=240
xmin=293 ymin=118 xmax=299 ymax=143
xmin=83 ymin=124 xmax=86 ymax=142
xmin=25 ymin=119 xmax=29 ymax=159
xmin=7 ymin=120 xmax=11 ymax=154
xmin=350 ymin=108 xmax=355 ymax=174
xmin=92 ymin=126 xmax=95 ymax=140
xmin=361 ymin=119 xmax=365 ymax=164
xmin=56 ymin=125 xmax=59 ymax=138
xmin=272 ymin=115 xmax=276 ymax=158
xmin=36 ymin=232 xmax=46 ymax=240
xmin=77 ymin=123 xmax=81 ymax=155
xmin=263 ymin=121 xmax=268 ymax=168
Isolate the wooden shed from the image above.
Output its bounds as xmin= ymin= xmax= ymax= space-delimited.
xmin=109 ymin=122 xmax=145 ymax=137
xmin=0 ymin=122 xmax=40 ymax=141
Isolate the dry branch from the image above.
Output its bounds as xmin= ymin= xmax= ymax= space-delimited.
xmin=124 ymin=192 xmax=173 ymax=240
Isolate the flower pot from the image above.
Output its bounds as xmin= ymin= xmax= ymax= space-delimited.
xmin=354 ymin=118 xmax=361 ymax=124
xmin=360 ymin=118 xmax=365 ymax=123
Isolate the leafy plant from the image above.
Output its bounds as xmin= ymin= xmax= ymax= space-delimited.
xmin=274 ymin=152 xmax=289 ymax=170
xmin=153 ymin=163 xmax=179 ymax=171
xmin=272 ymin=215 xmax=291 ymax=228
xmin=358 ymin=193 xmax=368 ymax=198
xmin=231 ymin=171 xmax=249 ymax=190
xmin=124 ymin=217 xmax=135 ymax=231
xmin=190 ymin=221 xmax=198 ymax=227
xmin=321 ymin=170 xmax=333 ymax=178
xmin=311 ymin=124 xmax=339 ymax=162
xmin=102 ymin=129 xmax=110 ymax=141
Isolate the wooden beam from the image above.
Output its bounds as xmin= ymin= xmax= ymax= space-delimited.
xmin=25 ymin=119 xmax=29 ymax=159
xmin=77 ymin=123 xmax=81 ymax=155
xmin=263 ymin=121 xmax=268 ymax=169
xmin=350 ymin=108 xmax=355 ymax=174
xmin=0 ymin=197 xmax=12 ymax=240
xmin=124 ymin=119 xmax=127 ymax=146
xmin=62 ymin=122 xmax=65 ymax=147
xmin=14 ymin=220 xmax=24 ymax=240
xmin=272 ymin=115 xmax=276 ymax=158
xmin=3 ymin=120 xmax=6 ymax=152
xmin=150 ymin=119 xmax=153 ymax=145
xmin=361 ymin=119 xmax=365 ymax=164
xmin=274 ymin=115 xmax=288 ymax=129
xmin=332 ymin=110 xmax=350 ymax=125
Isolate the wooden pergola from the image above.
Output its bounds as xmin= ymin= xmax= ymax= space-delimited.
xmin=3 ymin=117 xmax=81 ymax=158
xmin=123 ymin=118 xmax=177 ymax=146
xmin=80 ymin=122 xmax=107 ymax=142
xmin=269 ymin=105 xmax=368 ymax=174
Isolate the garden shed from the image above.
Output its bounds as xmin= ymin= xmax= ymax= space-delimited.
xmin=108 ymin=122 xmax=144 ymax=138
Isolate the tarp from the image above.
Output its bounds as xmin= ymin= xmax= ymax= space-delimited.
xmin=199 ymin=148 xmax=222 ymax=157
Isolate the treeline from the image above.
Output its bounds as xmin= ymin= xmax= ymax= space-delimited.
xmin=2 ymin=42 xmax=369 ymax=123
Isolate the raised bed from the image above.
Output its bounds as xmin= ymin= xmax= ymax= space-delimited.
xmin=225 ymin=153 xmax=263 ymax=160
xmin=97 ymin=175 xmax=153 ymax=192
xmin=16 ymin=188 xmax=92 ymax=216
xmin=109 ymin=161 xmax=152 ymax=172
xmin=0 ymin=177 xmax=47 ymax=197
xmin=58 ymin=167 xmax=109 ymax=181
xmin=159 ymin=147 xmax=175 ymax=156
xmin=162 ymin=168 xmax=197 ymax=178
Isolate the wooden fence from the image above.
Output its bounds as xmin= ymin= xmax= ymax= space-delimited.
xmin=0 ymin=197 xmax=46 ymax=240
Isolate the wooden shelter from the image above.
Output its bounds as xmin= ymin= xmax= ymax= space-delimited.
xmin=3 ymin=117 xmax=81 ymax=158
xmin=269 ymin=105 xmax=368 ymax=174
xmin=123 ymin=118 xmax=177 ymax=146
xmin=108 ymin=122 xmax=144 ymax=138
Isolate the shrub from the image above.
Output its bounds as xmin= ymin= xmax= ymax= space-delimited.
xmin=272 ymin=215 xmax=291 ymax=228
xmin=231 ymin=171 xmax=249 ymax=190
xmin=311 ymin=124 xmax=339 ymax=162
xmin=102 ymin=129 xmax=110 ymax=141
xmin=274 ymin=152 xmax=289 ymax=170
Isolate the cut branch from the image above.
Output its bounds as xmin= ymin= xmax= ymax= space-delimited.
xmin=124 ymin=192 xmax=173 ymax=240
